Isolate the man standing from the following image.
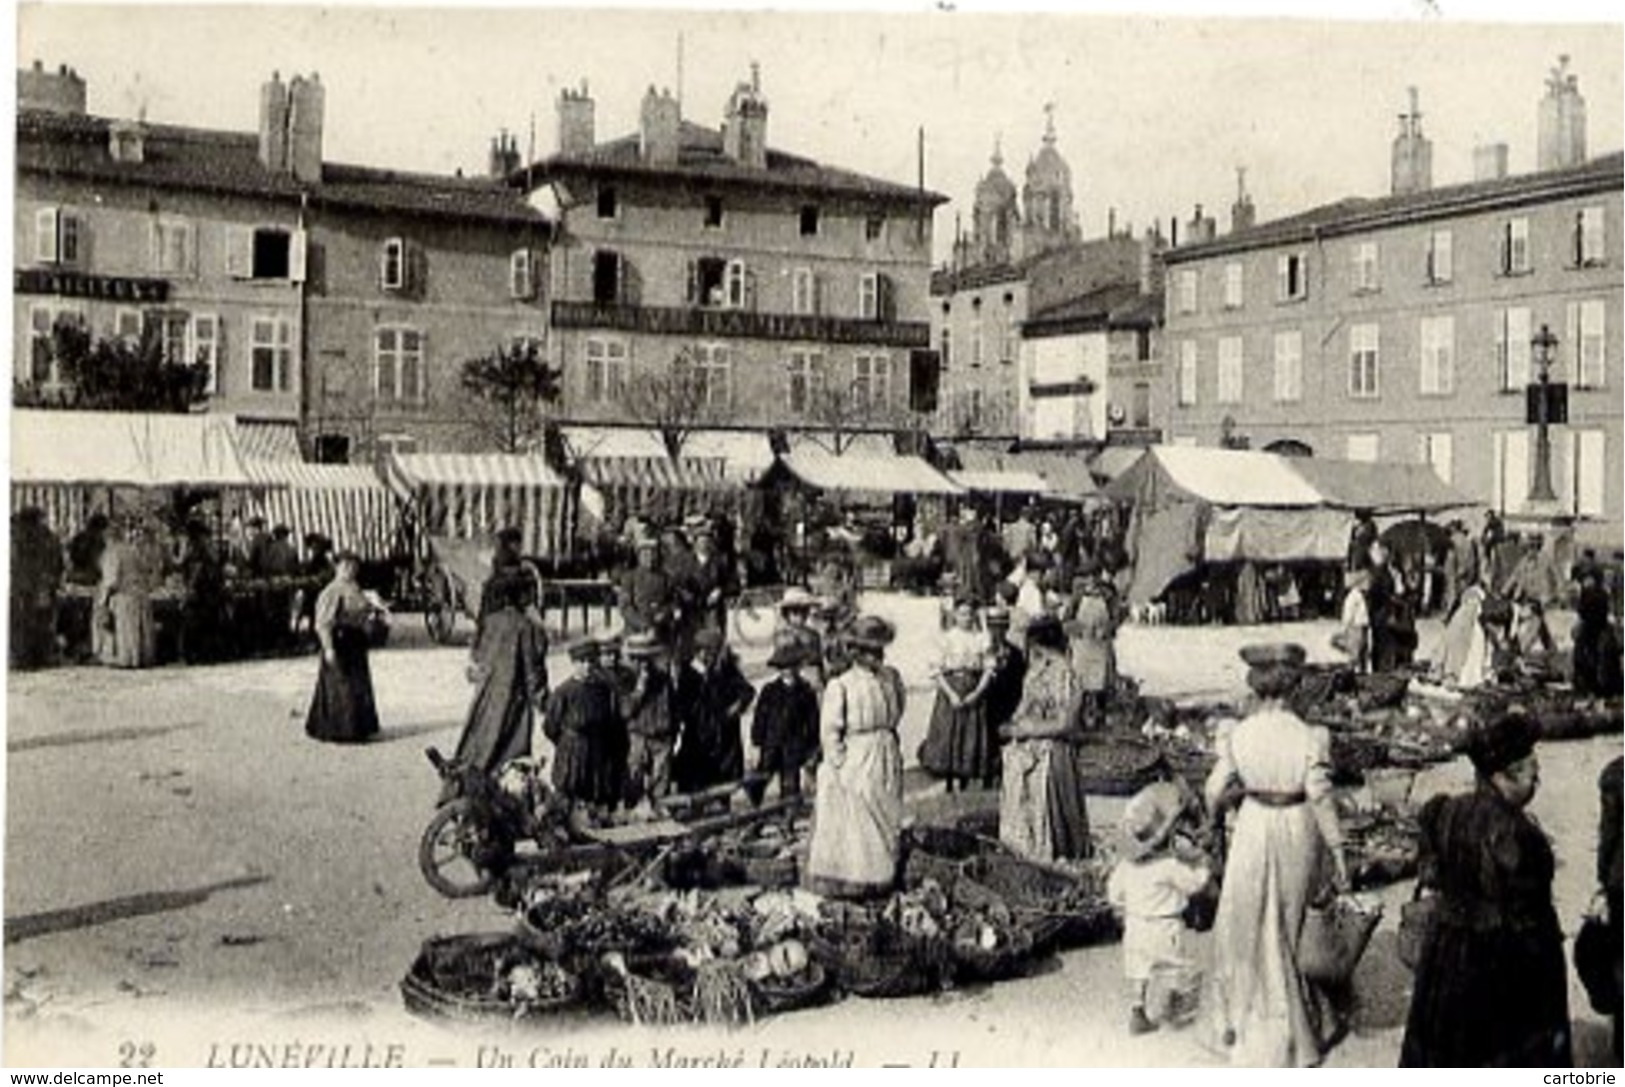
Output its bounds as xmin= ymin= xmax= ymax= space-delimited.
xmin=617 ymin=535 xmax=677 ymax=640
xmin=9 ymin=507 xmax=63 ymax=669
xmin=1002 ymin=505 xmax=1037 ymax=567
xmin=688 ymin=522 xmax=736 ymax=638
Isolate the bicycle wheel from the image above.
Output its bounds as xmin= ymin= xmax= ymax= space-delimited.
xmin=418 ymin=799 xmax=497 ymax=898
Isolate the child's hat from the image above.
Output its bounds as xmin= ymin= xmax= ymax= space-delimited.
xmin=1120 ymin=781 xmax=1185 ymax=861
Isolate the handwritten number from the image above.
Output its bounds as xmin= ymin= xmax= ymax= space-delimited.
xmin=118 ymin=1041 xmax=156 ymax=1068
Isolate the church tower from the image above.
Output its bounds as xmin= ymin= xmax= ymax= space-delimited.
xmin=1020 ymin=104 xmax=1081 ymax=260
xmin=969 ymin=137 xmax=1020 ymax=267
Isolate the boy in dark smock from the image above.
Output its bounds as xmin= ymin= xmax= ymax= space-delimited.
xmin=751 ymin=642 xmax=820 ymax=798
xmin=672 ymin=628 xmax=755 ymax=793
xmin=544 ymin=640 xmax=623 ymax=817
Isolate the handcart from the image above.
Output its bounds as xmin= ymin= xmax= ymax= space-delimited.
xmin=417 ymin=534 xmax=543 ymax=644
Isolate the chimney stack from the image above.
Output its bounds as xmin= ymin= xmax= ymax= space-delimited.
xmin=488 ymin=131 xmax=522 ymax=179
xmin=639 ymin=85 xmax=681 ymax=166
xmin=557 ymin=80 xmax=596 ymax=156
xmin=722 ymin=64 xmax=768 ymax=169
xmin=1230 ymin=166 xmax=1256 ymax=234
xmin=1473 ymin=141 xmax=1510 ymax=182
xmin=1139 ymin=227 xmax=1166 ymax=298
xmin=1186 ymin=203 xmax=1217 ymax=245
xmin=17 ymin=59 xmax=86 ymax=115
xmin=287 ymin=73 xmax=324 ymax=184
xmin=259 ymin=71 xmax=289 ymax=172
xmin=1537 ymin=55 xmax=1587 ymax=171
xmin=1390 ymin=85 xmax=1433 ymax=195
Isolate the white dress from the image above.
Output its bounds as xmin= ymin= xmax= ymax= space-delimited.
xmin=805 ymin=663 xmax=906 ymax=896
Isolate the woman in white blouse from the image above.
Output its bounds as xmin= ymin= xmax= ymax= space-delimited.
xmin=916 ymin=598 xmax=996 ymax=793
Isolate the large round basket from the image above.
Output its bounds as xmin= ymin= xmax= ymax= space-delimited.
xmin=749 ymin=960 xmax=834 ymax=1016
xmin=901 ymin=824 xmax=1010 ymax=891
xmin=1072 ymin=736 xmax=1164 ymax=796
xmin=958 ymin=853 xmax=1119 ymax=950
xmin=720 ymin=840 xmax=800 ymax=889
xmin=948 ymin=923 xmax=1039 ymax=984
xmin=400 ymin=933 xmax=580 ymax=1024
xmin=808 ymin=920 xmax=950 ymax=1000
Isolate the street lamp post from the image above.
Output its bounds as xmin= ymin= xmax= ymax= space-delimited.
xmin=1527 ymin=323 xmax=1559 ymax=507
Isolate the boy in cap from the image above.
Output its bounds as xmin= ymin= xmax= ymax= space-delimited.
xmin=620 ymin=632 xmax=676 ymax=808
xmin=750 ymin=641 xmax=820 ymax=799
xmin=672 ymin=628 xmax=754 ymax=794
xmin=1107 ymin=781 xmax=1212 ymax=1035
xmin=543 ymin=639 xmax=623 ymax=823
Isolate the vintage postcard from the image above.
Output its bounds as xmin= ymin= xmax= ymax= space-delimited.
xmin=6 ymin=1 xmax=1623 ymax=1071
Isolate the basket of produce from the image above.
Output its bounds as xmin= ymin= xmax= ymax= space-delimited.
xmin=596 ymin=951 xmax=697 ymax=1026
xmin=1329 ymin=730 xmax=1391 ymax=782
xmin=958 ymin=853 xmax=1119 ymax=950
xmin=401 ymin=932 xmax=580 ymax=1023
xmin=720 ymin=839 xmax=800 ymax=889
xmin=740 ymin=940 xmax=833 ymax=1015
xmin=520 ymin=901 xmax=678 ymax=961
xmin=901 ymin=824 xmax=1009 ymax=890
xmin=810 ymin=901 xmax=951 ymax=1000
xmin=1071 ymin=736 xmax=1165 ymax=797
xmin=945 ymin=903 xmax=1041 ymax=984
xmin=1343 ymin=806 xmax=1421 ymax=890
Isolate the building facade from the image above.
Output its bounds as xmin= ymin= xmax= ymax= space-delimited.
xmin=1021 ymin=282 xmax=1164 ymax=444
xmin=1162 ymin=149 xmax=1623 ymax=538
xmin=14 ymin=64 xmax=548 ymax=461
xmin=525 ymin=71 xmax=945 ymax=437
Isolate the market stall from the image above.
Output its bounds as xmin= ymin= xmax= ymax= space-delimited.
xmin=242 ymin=459 xmax=401 ymax=562
xmin=382 ymin=452 xmax=576 ymax=562
xmin=561 ymin=425 xmax=740 ymax=534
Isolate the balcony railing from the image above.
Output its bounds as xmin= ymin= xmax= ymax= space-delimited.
xmin=552 ymin=300 xmax=930 ymax=349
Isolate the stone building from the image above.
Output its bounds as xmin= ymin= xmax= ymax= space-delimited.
xmin=1161 ymin=70 xmax=1623 ymax=541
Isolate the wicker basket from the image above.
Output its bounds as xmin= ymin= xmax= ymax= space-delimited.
xmin=901 ymin=824 xmax=1010 ymax=892
xmin=721 ymin=841 xmax=800 ymax=889
xmin=949 ymin=923 xmax=1039 ymax=984
xmin=749 ymin=960 xmax=834 ymax=1016
xmin=958 ymin=853 xmax=1120 ymax=949
xmin=400 ymin=933 xmax=580 ymax=1023
xmin=808 ymin=921 xmax=950 ymax=1000
xmin=1072 ymin=736 xmax=1164 ymax=797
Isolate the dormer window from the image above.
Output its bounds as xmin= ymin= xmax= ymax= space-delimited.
xmin=381 ymin=237 xmax=407 ymax=291
xmin=597 ymin=186 xmax=618 ymax=220
xmin=799 ymin=205 xmax=820 ymax=237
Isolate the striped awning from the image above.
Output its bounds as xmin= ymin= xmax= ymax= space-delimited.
xmin=560 ymin=426 xmax=670 ymax=461
xmin=242 ymin=460 xmax=399 ymax=561
xmin=776 ymin=448 xmax=963 ymax=496
xmin=577 ymin=456 xmax=730 ymax=492
xmin=383 ymin=452 xmax=573 ymax=559
xmin=679 ymin=430 xmax=776 ymax=483
xmin=234 ymin=419 xmax=302 ymax=462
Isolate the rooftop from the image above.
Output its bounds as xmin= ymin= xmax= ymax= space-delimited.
xmin=524 ymin=120 xmax=947 ymax=210
xmin=1023 ymin=281 xmax=1161 ymax=338
xmin=1165 ymin=151 xmax=1625 ymax=263
xmin=16 ymin=108 xmax=547 ymax=228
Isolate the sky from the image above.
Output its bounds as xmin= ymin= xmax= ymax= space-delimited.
xmin=11 ymin=3 xmax=1625 ymax=265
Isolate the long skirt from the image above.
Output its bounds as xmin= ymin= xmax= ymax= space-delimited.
xmin=1202 ymin=800 xmax=1333 ymax=1067
xmin=999 ymin=738 xmax=1093 ymax=863
xmin=918 ymin=671 xmax=993 ymax=782
xmin=806 ymin=730 xmax=902 ymax=898
xmin=104 ymin=592 xmax=158 ymax=669
xmin=305 ymin=627 xmax=381 ymax=744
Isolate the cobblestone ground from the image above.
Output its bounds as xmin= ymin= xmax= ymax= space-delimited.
xmin=4 ymin=594 xmax=1617 ymax=1067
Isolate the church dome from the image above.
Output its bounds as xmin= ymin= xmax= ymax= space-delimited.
xmin=974 ymin=149 xmax=1017 ymax=208
xmin=1026 ymin=140 xmax=1071 ymax=190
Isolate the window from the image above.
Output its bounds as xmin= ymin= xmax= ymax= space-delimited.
xmin=1562 ymin=430 xmax=1607 ymax=518
xmin=1570 ymin=299 xmax=1607 ymax=388
xmin=786 ymin=349 xmax=825 ymax=414
xmin=510 ymin=249 xmax=536 ymax=300
xmin=939 ymin=327 xmax=952 ymax=371
xmin=373 ymin=325 xmax=423 ymax=403
xmin=145 ymin=217 xmax=196 ymax=276
xmin=1576 ymin=206 xmax=1606 ymax=266
xmin=597 ymin=186 xmax=617 ymax=219
xmin=113 ymin=307 xmax=145 ymax=344
xmin=791 ymin=268 xmax=818 ymax=315
xmin=1493 ymin=430 xmax=1531 ymax=514
xmin=704 ymin=195 xmax=724 ymax=229
xmin=25 ymin=303 xmax=85 ymax=387
xmin=1427 ymin=229 xmax=1454 ymax=284
xmin=251 ymin=315 xmax=295 ymax=393
xmin=380 ymin=237 xmax=407 ymax=291
xmin=252 ymin=228 xmax=293 ymax=279
xmin=1352 ymin=241 xmax=1379 ymax=293
xmin=1177 ymin=340 xmax=1197 ymax=406
xmin=1216 ymin=336 xmax=1243 ymax=404
xmin=1496 ymin=307 xmax=1532 ymax=391
xmin=1223 ymin=263 xmax=1243 ymax=309
xmin=1419 ymin=432 xmax=1454 ymax=484
xmin=1273 ymin=330 xmax=1303 ymax=403
xmin=584 ymin=336 xmax=628 ymax=403
xmin=34 ymin=207 xmax=85 ymax=266
xmin=224 ymin=225 xmax=303 ymax=282
xmin=799 ymin=205 xmax=820 ymax=237
xmin=865 ymin=216 xmax=885 ymax=243
xmin=1346 ymin=433 xmax=1380 ymax=463
xmin=969 ymin=302 xmax=984 ymax=367
xmin=1500 ymin=217 xmax=1531 ymax=275
xmin=1136 ymin=328 xmax=1152 ymax=362
xmin=1348 ymin=323 xmax=1380 ymax=398
xmin=592 ymin=250 xmax=622 ymax=305
xmin=859 ymin=273 xmax=880 ymax=320
xmin=1175 ymin=269 xmax=1198 ymax=315
xmin=693 ymin=257 xmax=727 ymax=307
xmin=154 ymin=311 xmax=191 ymax=366
xmin=852 ymin=352 xmax=891 ymax=411
xmin=1419 ymin=315 xmax=1455 ymax=396
xmin=1276 ymin=252 xmax=1308 ymax=301
xmin=724 ymin=259 xmax=751 ymax=310
xmin=1132 ymin=381 xmax=1152 ymax=428
xmin=690 ymin=343 xmax=732 ymax=410
xmin=192 ymin=314 xmax=220 ymax=394
xmin=1002 ymin=313 xmax=1020 ymax=365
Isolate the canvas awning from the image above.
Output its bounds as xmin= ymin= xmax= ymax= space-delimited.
xmin=577 ymin=457 xmax=730 ymax=491
xmin=234 ymin=419 xmax=302 ymax=462
xmin=774 ymin=448 xmax=963 ymax=496
xmin=10 ymin=409 xmax=254 ymax=488
xmin=955 ymin=447 xmax=1102 ymax=502
xmin=1104 ymin=446 xmax=1325 ymax=508
xmin=243 ymin=460 xmax=399 ymax=561
xmin=1288 ymin=458 xmax=1474 ymax=515
xmin=786 ymin=431 xmax=897 ymax=458
xmin=559 ymin=425 xmax=670 ymax=460
xmin=680 ymin=429 xmax=777 ymax=483
xmin=947 ymin=469 xmax=1052 ymax=495
xmin=383 ymin=452 xmax=572 ymax=558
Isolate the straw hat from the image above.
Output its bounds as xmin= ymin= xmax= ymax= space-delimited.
xmin=1119 ymin=781 xmax=1186 ymax=861
xmin=844 ymin=615 xmax=896 ymax=650
xmin=777 ymin=587 xmax=818 ymax=612
xmin=1238 ymin=642 xmax=1307 ymax=669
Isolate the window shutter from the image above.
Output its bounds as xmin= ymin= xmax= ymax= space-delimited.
xmin=225 ymin=226 xmax=252 ymax=278
xmin=1275 ymin=255 xmax=1288 ymax=301
xmin=812 ymin=273 xmax=824 ymax=316
xmin=1574 ymin=211 xmax=1586 ymax=267
xmin=685 ymin=259 xmax=698 ymax=306
xmin=289 ymin=228 xmax=308 ymax=284
xmin=880 ymin=273 xmax=896 ymax=322
xmin=35 ymin=207 xmax=60 ymax=263
xmin=744 ymin=267 xmax=758 ymax=313
xmin=1499 ymin=223 xmax=1512 ymax=274
xmin=1566 ymin=301 xmax=1579 ymax=381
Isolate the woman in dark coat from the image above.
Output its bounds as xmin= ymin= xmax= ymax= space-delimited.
xmin=452 ymin=570 xmax=549 ymax=777
xmin=1400 ymin=712 xmax=1571 ymax=1067
xmin=305 ymin=552 xmax=382 ymax=743
xmin=673 ymin=628 xmax=754 ymax=793
xmin=544 ymin=640 xmax=623 ymax=814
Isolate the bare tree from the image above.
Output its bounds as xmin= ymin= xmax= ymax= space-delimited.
xmin=619 ymin=347 xmax=717 ymax=459
xmin=458 ymin=339 xmax=563 ymax=453
xmin=798 ymin=370 xmax=911 ymax=454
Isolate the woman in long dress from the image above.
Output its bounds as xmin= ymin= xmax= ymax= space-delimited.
xmin=998 ymin=614 xmax=1093 ymax=863
xmin=1203 ymin=643 xmax=1350 ymax=1068
xmin=918 ymin=598 xmax=996 ymax=792
xmin=452 ymin=569 xmax=548 ymax=777
xmin=1064 ymin=570 xmax=1119 ymax=729
xmin=304 ymin=552 xmax=382 ymax=744
xmin=805 ymin=615 xmax=906 ymax=900
xmin=97 ymin=521 xmax=161 ymax=669
xmin=1400 ymin=712 xmax=1571 ymax=1066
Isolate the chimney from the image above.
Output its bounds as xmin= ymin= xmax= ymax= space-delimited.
xmin=639 ymin=85 xmax=681 ymax=166
xmin=1537 ymin=55 xmax=1587 ymax=171
xmin=721 ymin=64 xmax=768 ymax=169
xmin=259 ymin=71 xmax=290 ymax=172
xmin=1186 ymin=203 xmax=1217 ymax=245
xmin=1230 ymin=166 xmax=1256 ymax=234
xmin=1139 ymin=227 xmax=1166 ymax=297
xmin=488 ymin=132 xmax=522 ymax=179
xmin=287 ymin=73 xmax=325 ymax=184
xmin=1170 ymin=216 xmax=1178 ymax=248
xmin=1390 ymin=85 xmax=1433 ymax=195
xmin=1473 ymin=141 xmax=1510 ymax=182
xmin=17 ymin=59 xmax=87 ymax=115
xmin=556 ymin=80 xmax=595 ymax=156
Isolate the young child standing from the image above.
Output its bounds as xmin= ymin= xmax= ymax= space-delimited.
xmin=1107 ymin=781 xmax=1212 ymax=1035
xmin=749 ymin=642 xmax=820 ymax=798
